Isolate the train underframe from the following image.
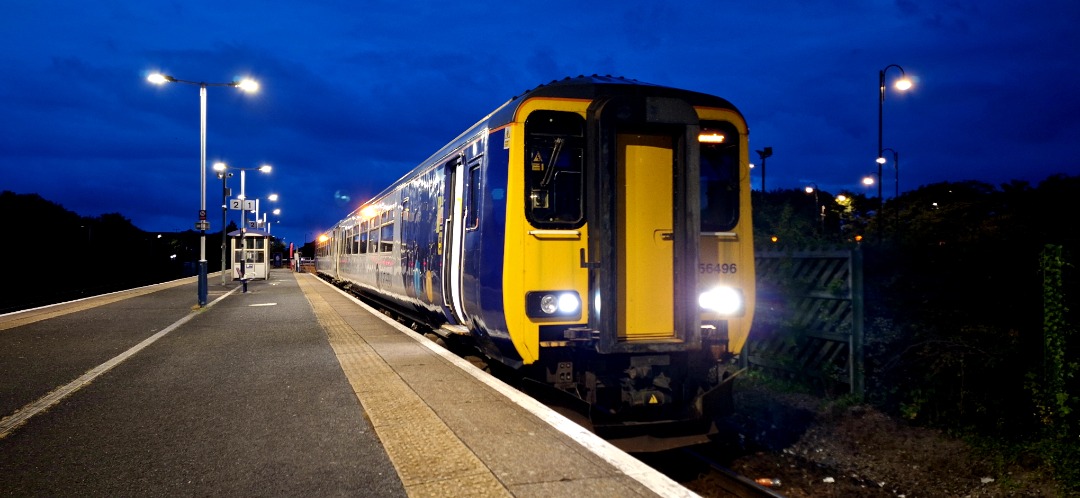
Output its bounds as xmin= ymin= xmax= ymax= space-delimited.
xmin=520 ymin=324 xmax=743 ymax=452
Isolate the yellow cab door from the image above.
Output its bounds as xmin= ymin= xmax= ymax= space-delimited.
xmin=617 ymin=133 xmax=676 ymax=339
xmin=587 ymin=96 xmax=700 ymax=353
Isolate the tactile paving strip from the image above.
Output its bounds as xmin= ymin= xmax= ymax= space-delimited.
xmin=298 ymin=276 xmax=511 ymax=497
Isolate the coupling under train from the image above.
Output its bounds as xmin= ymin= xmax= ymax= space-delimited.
xmin=316 ymin=75 xmax=756 ymax=451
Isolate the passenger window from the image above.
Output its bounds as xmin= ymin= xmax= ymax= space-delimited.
xmin=466 ymin=163 xmax=481 ymax=230
xmin=380 ymin=223 xmax=394 ymax=252
xmin=524 ymin=111 xmax=585 ymax=228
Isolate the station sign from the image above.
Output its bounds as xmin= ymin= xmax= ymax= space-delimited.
xmin=229 ymin=199 xmax=258 ymax=211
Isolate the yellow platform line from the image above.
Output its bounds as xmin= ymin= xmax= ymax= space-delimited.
xmin=296 ymin=274 xmax=510 ymax=498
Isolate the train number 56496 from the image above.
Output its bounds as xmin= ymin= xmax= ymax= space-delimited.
xmin=699 ymin=263 xmax=737 ymax=274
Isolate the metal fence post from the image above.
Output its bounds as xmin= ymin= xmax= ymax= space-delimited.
xmin=849 ymin=247 xmax=865 ymax=398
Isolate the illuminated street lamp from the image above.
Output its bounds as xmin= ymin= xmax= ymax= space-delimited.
xmin=877 ymin=64 xmax=912 ymax=206
xmin=147 ymin=72 xmax=259 ymax=306
xmin=257 ymin=194 xmax=280 ymax=233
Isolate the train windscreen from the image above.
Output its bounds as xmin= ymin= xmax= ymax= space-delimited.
xmin=699 ymin=121 xmax=740 ymax=233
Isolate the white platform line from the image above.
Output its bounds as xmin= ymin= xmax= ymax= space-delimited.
xmin=0 ymin=286 xmax=241 ymax=439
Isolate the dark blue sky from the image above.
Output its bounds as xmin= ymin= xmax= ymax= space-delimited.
xmin=3 ymin=1 xmax=1078 ymax=247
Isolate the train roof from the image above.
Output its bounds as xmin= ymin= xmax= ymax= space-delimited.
xmin=488 ymin=74 xmax=741 ymax=127
xmin=350 ymin=76 xmax=742 ymax=219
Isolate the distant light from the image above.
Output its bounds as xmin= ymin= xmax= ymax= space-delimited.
xmin=259 ymin=164 xmax=272 ymax=173
xmin=698 ymin=132 xmax=725 ymax=143
xmin=360 ymin=205 xmax=380 ymax=219
xmin=272 ymin=208 xmax=281 ymax=215
xmin=876 ymin=156 xmax=887 ymax=164
xmin=770 ymin=235 xmax=778 ymax=243
xmin=862 ymin=176 xmax=875 ymax=186
xmin=147 ymin=73 xmax=169 ymax=84
xmin=236 ymin=78 xmax=259 ymax=92
xmin=749 ymin=163 xmax=755 ymax=169
xmin=895 ymin=78 xmax=913 ymax=91
xmin=268 ymin=193 xmax=279 ymax=202
xmin=318 ymin=234 xmax=330 ymax=243
xmin=855 ymin=235 xmax=864 ymax=242
xmin=836 ymin=194 xmax=848 ymax=202
xmin=805 ymin=186 xmax=815 ymax=194
xmin=213 ymin=162 xmax=227 ymax=172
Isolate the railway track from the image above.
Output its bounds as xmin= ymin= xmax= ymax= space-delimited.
xmin=674 ymin=448 xmax=786 ymax=498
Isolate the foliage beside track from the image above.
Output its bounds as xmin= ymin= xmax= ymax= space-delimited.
xmin=752 ymin=174 xmax=1079 ymax=490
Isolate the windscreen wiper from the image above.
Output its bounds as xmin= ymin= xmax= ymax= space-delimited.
xmin=540 ymin=137 xmax=564 ymax=188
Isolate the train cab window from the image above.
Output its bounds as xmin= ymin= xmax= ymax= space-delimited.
xmin=699 ymin=121 xmax=740 ymax=232
xmin=524 ymin=111 xmax=585 ymax=228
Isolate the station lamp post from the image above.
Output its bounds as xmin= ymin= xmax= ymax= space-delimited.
xmin=147 ymin=72 xmax=259 ymax=306
xmin=877 ymin=64 xmax=912 ymax=207
xmin=755 ymin=147 xmax=773 ymax=192
xmin=214 ymin=164 xmax=233 ymax=285
xmin=213 ymin=162 xmax=271 ymax=283
xmin=877 ymin=148 xmax=900 ymax=200
xmin=805 ymin=182 xmax=824 ymax=232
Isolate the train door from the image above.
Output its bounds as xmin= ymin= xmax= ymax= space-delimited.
xmin=618 ymin=133 xmax=676 ymax=338
xmin=441 ymin=155 xmax=468 ymax=324
xmin=587 ymin=96 xmax=700 ymax=352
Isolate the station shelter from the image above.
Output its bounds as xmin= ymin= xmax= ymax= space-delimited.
xmin=228 ymin=229 xmax=271 ymax=280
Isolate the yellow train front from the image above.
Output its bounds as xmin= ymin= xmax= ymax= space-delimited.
xmin=318 ymin=75 xmax=755 ymax=451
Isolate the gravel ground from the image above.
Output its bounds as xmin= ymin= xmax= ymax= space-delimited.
xmin=684 ymin=376 xmax=1066 ymax=497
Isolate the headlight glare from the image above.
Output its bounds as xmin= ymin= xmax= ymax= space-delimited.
xmin=526 ymin=291 xmax=582 ymax=319
xmin=558 ymin=293 xmax=580 ymax=314
xmin=699 ymin=286 xmax=743 ymax=315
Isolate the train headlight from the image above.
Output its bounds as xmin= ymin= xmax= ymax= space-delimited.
xmin=699 ymin=286 xmax=743 ymax=316
xmin=527 ymin=291 xmax=581 ymax=319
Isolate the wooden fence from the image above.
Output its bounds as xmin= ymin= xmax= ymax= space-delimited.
xmin=745 ymin=249 xmax=865 ymax=396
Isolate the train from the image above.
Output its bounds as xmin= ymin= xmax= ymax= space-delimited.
xmin=316 ymin=75 xmax=756 ymax=451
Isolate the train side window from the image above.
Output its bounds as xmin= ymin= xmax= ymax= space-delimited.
xmin=524 ymin=110 xmax=585 ymax=228
xmin=359 ymin=220 xmax=368 ymax=254
xmin=380 ymin=223 xmax=394 ymax=252
xmin=699 ymin=120 xmax=740 ymax=233
xmin=466 ymin=163 xmax=481 ymax=230
xmin=369 ymin=228 xmax=380 ymax=253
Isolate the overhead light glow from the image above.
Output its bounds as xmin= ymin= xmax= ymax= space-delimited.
xmin=698 ymin=132 xmax=725 ymax=143
xmin=236 ymin=78 xmax=259 ymax=92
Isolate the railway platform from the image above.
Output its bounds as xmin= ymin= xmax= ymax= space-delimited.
xmin=0 ymin=269 xmax=693 ymax=497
